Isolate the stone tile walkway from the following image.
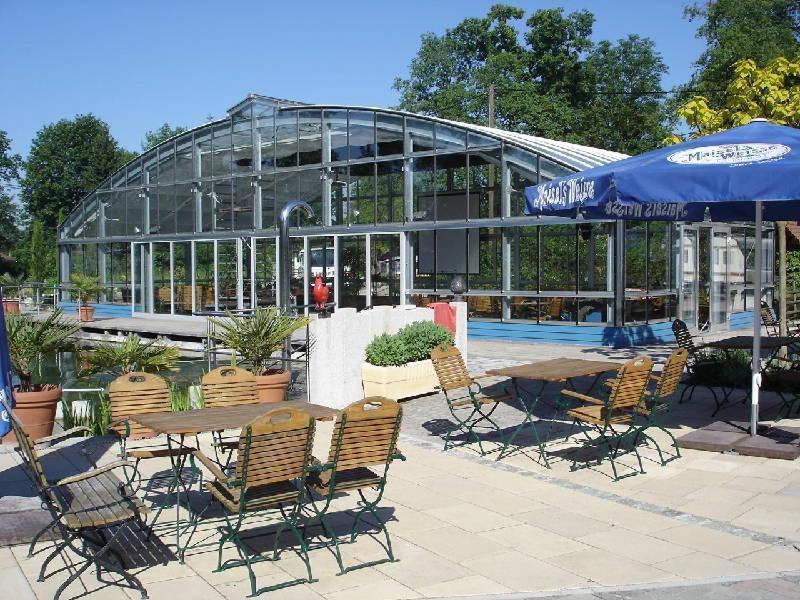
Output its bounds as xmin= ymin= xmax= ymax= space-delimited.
xmin=1 ymin=336 xmax=799 ymax=599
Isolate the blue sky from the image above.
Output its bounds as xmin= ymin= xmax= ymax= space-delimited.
xmin=1 ymin=1 xmax=704 ymax=162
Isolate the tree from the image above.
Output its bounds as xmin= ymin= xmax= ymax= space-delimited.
xmin=685 ymin=0 xmax=800 ymax=95
xmin=394 ymin=4 xmax=671 ymax=154
xmin=141 ymin=123 xmax=188 ymax=151
xmin=0 ymin=131 xmax=22 ymax=273
xmin=27 ymin=220 xmax=46 ymax=282
xmin=21 ymin=114 xmax=132 ymax=229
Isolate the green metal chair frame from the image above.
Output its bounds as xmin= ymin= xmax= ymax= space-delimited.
xmin=430 ymin=345 xmax=510 ymax=455
xmin=188 ymin=407 xmax=316 ymax=597
xmin=632 ymin=348 xmax=688 ymax=465
xmin=761 ymin=355 xmax=800 ymax=418
xmin=671 ymin=319 xmax=729 ymax=410
xmin=305 ymin=397 xmax=405 ymax=574
xmin=3 ymin=398 xmax=150 ymax=600
xmin=561 ymin=356 xmax=654 ymax=481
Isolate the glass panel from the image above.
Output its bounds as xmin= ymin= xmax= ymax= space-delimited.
xmin=105 ymin=191 xmax=126 ymax=237
xmin=194 ymin=241 xmax=215 ymax=312
xmin=175 ymin=183 xmax=195 ymax=234
xmin=83 ymin=198 xmax=99 ymax=239
xmin=648 ymin=222 xmax=669 ymax=290
xmin=110 ymin=243 xmax=130 ymax=304
xmin=410 ymin=231 xmax=435 ymax=290
xmin=242 ymin=238 xmax=253 ymax=309
xmin=434 ymin=153 xmax=468 ymax=222
xmin=84 ymin=244 xmax=98 ymax=277
xmin=196 ymin=130 xmax=212 ymax=178
xmin=468 ymin=296 xmax=501 ymax=319
xmin=255 ymin=238 xmax=277 ymax=307
xmin=711 ymin=230 xmax=728 ymax=327
xmin=217 ymin=240 xmax=238 ymax=310
xmin=510 ymin=226 xmax=537 ymax=291
xmin=539 ymin=157 xmax=573 ymax=182
xmin=144 ymin=151 xmax=159 ymax=186
xmin=232 ymin=107 xmax=253 ymax=173
xmin=349 ymin=163 xmax=375 ymax=225
xmin=729 ymin=227 xmax=747 ymax=313
xmin=155 ymin=186 xmax=176 ymax=235
xmin=407 ymin=118 xmax=435 ymax=153
xmin=471 ymin=228 xmax=501 ymax=290
xmin=259 ymin=174 xmax=276 ymax=229
xmin=213 ymin=180 xmax=233 ymax=231
xmin=234 ymin=177 xmax=254 ymax=230
xmin=297 ymin=169 xmax=323 ymax=227
xmin=307 ymin=237 xmax=335 ymax=308
xmin=212 ymin=122 xmax=232 ymax=178
xmin=580 ymin=299 xmax=610 ymax=323
xmin=348 ymin=110 xmax=375 ymax=160
xmin=290 ymin=237 xmax=305 ymax=307
xmin=175 ymin=135 xmax=194 ymax=181
xmin=469 ymin=149 xmax=501 ymax=219
xmin=133 ymin=243 xmax=147 ymax=313
xmin=540 ymin=225 xmax=576 ymax=290
xmin=126 ymin=158 xmax=143 ymax=187
xmin=256 ymin=108 xmax=275 ymax=169
xmin=370 ymin=234 xmax=400 ymax=307
xmin=298 ymin=110 xmax=322 ymax=165
xmin=468 ymin=132 xmax=500 ymax=148
xmin=625 ymin=221 xmax=646 ymax=291
xmin=324 ymin=110 xmax=348 ymax=162
xmin=201 ymin=184 xmax=214 ymax=232
xmin=338 ymin=236 xmax=366 ymax=310
xmin=509 ymin=297 xmax=539 ymax=321
xmin=435 ymin=227 xmax=471 ymax=291
xmin=509 ymin=160 xmax=538 ymax=217
xmin=376 ymin=160 xmax=404 ymax=224
xmin=152 ymin=242 xmax=171 ymax=314
xmin=173 ymin=242 xmax=192 ymax=315
xmin=330 ymin=166 xmax=347 ymax=226
xmin=158 ymin=143 xmax=175 ymax=184
xmin=376 ymin=114 xmax=404 ymax=156
xmin=70 ymin=245 xmax=85 ymax=278
xmin=411 ymin=156 xmax=435 ymax=220
xmin=578 ymin=223 xmax=610 ymax=292
xmin=435 ymin=124 xmax=466 ymax=152
xmin=275 ymin=172 xmax=297 ymax=226
xmin=275 ymin=111 xmax=298 ymax=168
xmin=699 ymin=228 xmax=711 ymax=330
xmin=112 ymin=170 xmax=126 ymax=188
xmin=680 ymin=228 xmax=698 ymax=326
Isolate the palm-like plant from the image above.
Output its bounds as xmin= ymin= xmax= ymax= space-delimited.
xmin=5 ymin=308 xmax=81 ymax=391
xmin=1 ymin=272 xmax=26 ymax=299
xmin=81 ymin=334 xmax=181 ymax=377
xmin=71 ymin=273 xmax=102 ymax=307
xmin=210 ymin=307 xmax=310 ymax=375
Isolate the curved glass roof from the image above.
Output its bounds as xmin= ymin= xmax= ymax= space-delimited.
xmin=59 ymin=94 xmax=627 ymax=241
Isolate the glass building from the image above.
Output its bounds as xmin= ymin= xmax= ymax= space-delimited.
xmin=58 ymin=95 xmax=773 ymax=345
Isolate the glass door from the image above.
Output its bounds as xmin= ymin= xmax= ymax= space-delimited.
xmin=132 ymin=242 xmax=151 ymax=313
xmin=711 ymin=227 xmax=731 ymax=330
xmin=697 ymin=228 xmax=711 ymax=331
xmin=679 ymin=226 xmax=698 ymax=327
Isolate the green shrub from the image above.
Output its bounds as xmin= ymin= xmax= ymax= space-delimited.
xmin=692 ymin=349 xmax=751 ymax=388
xmin=364 ymin=320 xmax=454 ymax=366
xmin=396 ymin=321 xmax=454 ymax=362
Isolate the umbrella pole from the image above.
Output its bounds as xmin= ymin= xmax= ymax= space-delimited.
xmin=750 ymin=200 xmax=763 ymax=437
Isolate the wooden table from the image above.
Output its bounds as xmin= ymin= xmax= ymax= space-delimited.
xmin=486 ymin=358 xmax=623 ymax=467
xmin=697 ymin=335 xmax=798 ymax=352
xmin=129 ymin=401 xmax=339 ymax=555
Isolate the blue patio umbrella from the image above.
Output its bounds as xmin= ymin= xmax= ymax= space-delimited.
xmin=525 ymin=119 xmax=800 ymax=436
xmin=0 ymin=288 xmax=15 ymax=439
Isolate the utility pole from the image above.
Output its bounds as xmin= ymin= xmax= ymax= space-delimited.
xmin=488 ymin=84 xmax=496 ymax=129
xmin=778 ymin=221 xmax=787 ymax=337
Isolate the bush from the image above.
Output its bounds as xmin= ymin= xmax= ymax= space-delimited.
xmin=365 ymin=320 xmax=454 ymax=366
xmin=692 ymin=349 xmax=751 ymax=388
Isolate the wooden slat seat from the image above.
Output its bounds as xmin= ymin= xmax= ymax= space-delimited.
xmin=566 ymin=405 xmax=632 ymax=425
xmin=126 ymin=446 xmax=195 ymax=460
xmin=205 ymin=479 xmax=299 ymax=512
xmin=57 ymin=471 xmax=149 ymax=529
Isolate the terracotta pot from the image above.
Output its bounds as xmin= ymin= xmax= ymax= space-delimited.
xmin=77 ymin=305 xmax=95 ymax=322
xmin=255 ymin=370 xmax=291 ymax=403
xmin=2 ymin=299 xmax=20 ymax=315
xmin=2 ymin=386 xmax=62 ymax=444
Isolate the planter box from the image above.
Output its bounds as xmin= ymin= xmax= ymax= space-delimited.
xmin=362 ymin=359 xmax=439 ymax=400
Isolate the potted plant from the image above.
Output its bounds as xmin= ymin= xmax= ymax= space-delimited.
xmin=210 ymin=307 xmax=310 ymax=403
xmin=3 ymin=308 xmax=81 ymax=442
xmin=80 ymin=334 xmax=181 ymax=378
xmin=71 ymin=273 xmax=102 ymax=322
xmin=362 ymin=321 xmax=453 ymax=400
xmin=1 ymin=273 xmax=26 ymax=315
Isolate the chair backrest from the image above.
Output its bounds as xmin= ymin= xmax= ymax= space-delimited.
xmin=202 ymin=366 xmax=257 ymax=408
xmin=761 ymin=302 xmax=780 ymax=337
xmin=2 ymin=399 xmax=52 ymax=501
xmin=328 ymin=397 xmax=402 ymax=472
xmin=236 ymin=407 xmax=314 ymax=492
xmin=606 ymin=356 xmax=653 ymax=411
xmin=671 ymin=319 xmax=698 ymax=355
xmin=549 ymin=296 xmax=564 ymax=320
xmin=654 ymin=348 xmax=688 ymax=400
xmin=108 ymin=372 xmax=171 ymax=438
xmin=430 ymin=345 xmax=473 ymax=392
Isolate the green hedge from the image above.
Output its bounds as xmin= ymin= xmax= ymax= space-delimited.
xmin=365 ymin=321 xmax=454 ymax=367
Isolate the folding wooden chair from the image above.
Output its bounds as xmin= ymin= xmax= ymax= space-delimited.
xmin=561 ymin=356 xmax=653 ymax=480
xmin=3 ymin=398 xmax=149 ymax=600
xmin=305 ymin=397 xmax=405 ymax=574
xmin=761 ymin=301 xmax=800 ymax=337
xmin=201 ymin=366 xmax=259 ymax=464
xmin=430 ymin=345 xmax=509 ymax=455
xmin=632 ymin=348 xmax=688 ymax=465
xmin=189 ymin=407 xmax=316 ymax=597
xmin=671 ymin=318 xmax=723 ymax=407
xmin=762 ymin=355 xmax=800 ymax=418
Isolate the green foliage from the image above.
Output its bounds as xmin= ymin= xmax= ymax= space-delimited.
xmin=0 ymin=131 xmax=22 ymax=266
xmin=210 ymin=307 xmax=311 ymax=375
xmin=168 ymin=382 xmax=194 ymax=412
xmin=394 ymin=5 xmax=671 ymax=154
xmin=365 ymin=321 xmax=454 ymax=366
xmin=82 ymin=334 xmax=180 ymax=377
xmin=691 ymin=349 xmax=752 ymax=388
xmin=21 ymin=114 xmax=132 ymax=230
xmin=141 ymin=123 xmax=189 ymax=152
xmin=60 ymin=392 xmax=110 ymax=436
xmin=1 ymin=272 xmax=26 ymax=299
xmin=788 ymin=249 xmax=800 ymax=290
xmin=70 ymin=273 xmax=102 ymax=306
xmin=27 ymin=220 xmax=45 ymax=282
xmin=5 ymin=308 xmax=81 ymax=391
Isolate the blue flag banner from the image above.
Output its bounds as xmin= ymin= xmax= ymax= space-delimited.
xmin=525 ymin=120 xmax=800 ymax=222
xmin=0 ymin=288 xmax=14 ymax=438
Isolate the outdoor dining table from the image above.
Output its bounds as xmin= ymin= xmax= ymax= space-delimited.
xmin=128 ymin=401 xmax=339 ymax=556
xmin=486 ymin=358 xmax=623 ymax=467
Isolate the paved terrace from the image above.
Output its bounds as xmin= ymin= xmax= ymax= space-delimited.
xmin=2 ymin=338 xmax=800 ymax=599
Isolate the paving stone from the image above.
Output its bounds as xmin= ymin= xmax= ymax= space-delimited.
xmin=676 ymin=429 xmax=748 ymax=452
xmin=734 ymin=433 xmax=800 ymax=460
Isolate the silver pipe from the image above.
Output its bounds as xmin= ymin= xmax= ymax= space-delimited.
xmin=278 ymin=199 xmax=314 ymax=312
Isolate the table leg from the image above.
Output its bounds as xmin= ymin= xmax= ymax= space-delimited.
xmin=497 ymin=379 xmax=551 ymax=468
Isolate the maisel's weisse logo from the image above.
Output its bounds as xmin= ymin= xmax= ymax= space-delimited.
xmin=533 ymin=177 xmax=595 ymax=210
xmin=667 ymin=143 xmax=790 ymax=166
xmin=604 ymin=200 xmax=688 ymax=220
